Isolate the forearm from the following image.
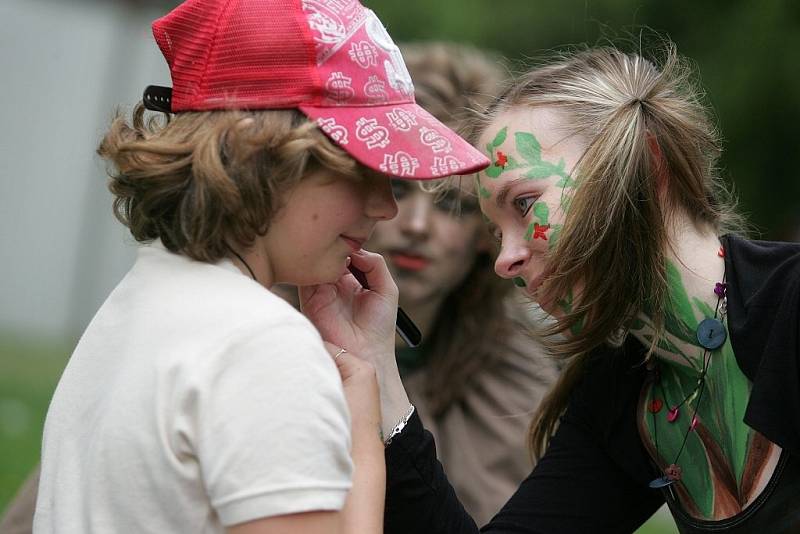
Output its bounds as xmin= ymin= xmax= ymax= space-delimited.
xmin=375 ymin=355 xmax=412 ymax=439
xmin=342 ymin=423 xmax=386 ymax=534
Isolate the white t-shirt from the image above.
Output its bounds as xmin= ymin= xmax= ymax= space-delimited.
xmin=34 ymin=241 xmax=353 ymax=533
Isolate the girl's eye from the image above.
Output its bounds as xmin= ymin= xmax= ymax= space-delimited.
xmin=433 ymin=192 xmax=479 ymax=216
xmin=391 ymin=179 xmax=411 ymax=200
xmin=459 ymin=199 xmax=480 ymax=215
xmin=513 ymin=196 xmax=538 ymax=216
xmin=434 ymin=191 xmax=460 ymax=213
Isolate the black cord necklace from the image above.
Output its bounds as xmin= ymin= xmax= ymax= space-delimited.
xmin=647 ymin=264 xmax=728 ymax=489
xmin=226 ymin=245 xmax=257 ymax=281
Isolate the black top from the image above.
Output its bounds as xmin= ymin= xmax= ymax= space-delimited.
xmin=724 ymin=236 xmax=800 ymax=452
xmin=384 ymin=235 xmax=800 ymax=533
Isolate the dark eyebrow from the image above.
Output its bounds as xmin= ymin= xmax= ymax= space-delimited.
xmin=495 ymin=178 xmax=530 ymax=207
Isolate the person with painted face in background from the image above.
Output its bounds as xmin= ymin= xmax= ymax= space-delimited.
xmin=366 ymin=42 xmax=558 ymax=525
xmin=311 ymin=42 xmax=800 ymax=533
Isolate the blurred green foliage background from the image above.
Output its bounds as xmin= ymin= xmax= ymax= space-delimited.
xmin=373 ymin=0 xmax=800 ymax=239
xmin=2 ymin=1 xmax=798 ymax=532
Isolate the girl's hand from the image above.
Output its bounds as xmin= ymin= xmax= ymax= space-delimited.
xmin=324 ymin=342 xmax=383 ymax=447
xmin=324 ymin=342 xmax=385 ymax=534
xmin=305 ymin=250 xmax=412 ymax=442
xmin=300 ymin=249 xmax=397 ymax=362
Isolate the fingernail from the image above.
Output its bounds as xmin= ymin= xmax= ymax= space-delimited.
xmin=346 ymin=256 xmax=352 ymax=266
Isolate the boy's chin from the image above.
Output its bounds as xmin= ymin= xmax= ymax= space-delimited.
xmin=290 ymin=264 xmax=349 ymax=287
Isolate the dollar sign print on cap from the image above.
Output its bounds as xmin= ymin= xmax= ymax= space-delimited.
xmin=143 ymin=0 xmax=489 ymax=180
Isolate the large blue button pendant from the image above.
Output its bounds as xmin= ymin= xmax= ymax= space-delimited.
xmin=696 ymin=318 xmax=727 ymax=350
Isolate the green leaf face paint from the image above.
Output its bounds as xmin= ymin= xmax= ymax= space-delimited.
xmin=490 ymin=127 xmax=507 ymax=148
xmin=482 ymin=127 xmax=573 ymax=186
xmin=474 ymin=174 xmax=491 ymax=199
xmin=522 ymin=201 xmax=552 ymax=242
xmin=556 ymin=288 xmax=584 ymax=335
xmin=513 ymin=277 xmax=526 ymax=287
xmin=533 ymin=202 xmax=549 ymax=225
xmin=515 ymin=132 xmax=542 ymax=163
xmin=555 ymin=173 xmax=576 ymax=188
xmin=476 ymin=114 xmax=586 ymax=314
xmin=480 ymin=126 xmax=576 ymax=245
xmin=547 ymin=224 xmax=563 ymax=251
xmin=485 ymin=165 xmax=503 ymax=178
xmin=524 ymin=223 xmax=534 ymax=241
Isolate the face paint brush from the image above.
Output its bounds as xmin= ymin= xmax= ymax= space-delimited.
xmin=348 ymin=265 xmax=422 ymax=348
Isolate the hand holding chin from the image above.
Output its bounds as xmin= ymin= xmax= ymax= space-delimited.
xmin=300 ymin=249 xmax=397 ymax=363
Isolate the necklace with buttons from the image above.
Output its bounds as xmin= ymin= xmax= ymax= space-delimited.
xmin=647 ymin=249 xmax=728 ymax=489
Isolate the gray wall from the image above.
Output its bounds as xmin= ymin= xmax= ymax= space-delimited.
xmin=1 ymin=0 xmax=172 ymax=339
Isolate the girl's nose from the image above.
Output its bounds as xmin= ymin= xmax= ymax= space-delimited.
xmin=398 ymin=193 xmax=432 ymax=239
xmin=494 ymin=237 xmax=531 ymax=279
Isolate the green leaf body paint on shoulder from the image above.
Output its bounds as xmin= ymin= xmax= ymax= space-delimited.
xmin=664 ymin=261 xmax=699 ymax=345
xmin=641 ymin=260 xmax=760 ymax=519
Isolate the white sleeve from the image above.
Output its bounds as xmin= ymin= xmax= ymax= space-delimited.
xmin=186 ymin=320 xmax=353 ymax=526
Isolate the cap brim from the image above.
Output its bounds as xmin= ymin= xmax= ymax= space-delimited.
xmin=299 ymin=103 xmax=490 ymax=180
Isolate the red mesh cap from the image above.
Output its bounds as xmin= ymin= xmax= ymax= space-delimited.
xmin=151 ymin=0 xmax=490 ymax=180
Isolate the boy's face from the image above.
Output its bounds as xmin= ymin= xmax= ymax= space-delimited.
xmin=259 ymin=167 xmax=398 ymax=286
xmin=366 ymin=180 xmax=487 ymax=307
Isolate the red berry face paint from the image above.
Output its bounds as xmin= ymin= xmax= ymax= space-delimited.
xmin=495 ymin=150 xmax=508 ymax=168
xmin=532 ymin=223 xmax=550 ymax=240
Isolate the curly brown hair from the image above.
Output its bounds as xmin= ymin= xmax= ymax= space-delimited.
xmin=98 ymin=104 xmax=356 ymax=262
